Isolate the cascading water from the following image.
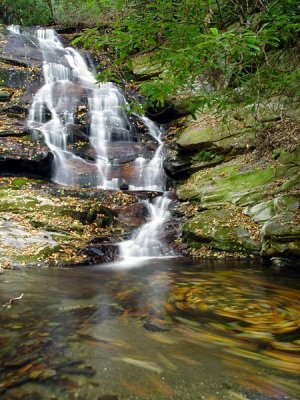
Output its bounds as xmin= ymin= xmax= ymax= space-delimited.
xmin=129 ymin=117 xmax=165 ymax=191
xmin=9 ymin=26 xmax=131 ymax=187
xmin=9 ymin=25 xmax=173 ymax=261
xmin=119 ymin=194 xmax=172 ymax=260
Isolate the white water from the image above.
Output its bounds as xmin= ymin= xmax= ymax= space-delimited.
xmin=118 ymin=194 xmax=172 ymax=262
xmin=9 ymin=26 xmax=136 ymax=188
xmin=129 ymin=116 xmax=165 ymax=191
xmin=9 ymin=25 xmax=172 ymax=261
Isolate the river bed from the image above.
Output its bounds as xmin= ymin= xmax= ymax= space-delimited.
xmin=0 ymin=259 xmax=299 ymax=400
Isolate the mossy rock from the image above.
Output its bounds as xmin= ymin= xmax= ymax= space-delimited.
xmin=261 ymin=212 xmax=300 ymax=257
xmin=164 ymin=148 xmax=226 ymax=179
xmin=244 ymin=195 xmax=299 ymax=224
xmin=183 ymin=208 xmax=260 ymax=254
xmin=279 ymin=146 xmax=300 ymax=167
xmin=130 ymin=53 xmax=165 ymax=79
xmin=0 ymin=177 xmax=137 ymax=268
xmin=177 ymin=113 xmax=255 ymax=154
xmin=177 ymin=154 xmax=299 ymax=207
xmin=0 ymin=90 xmax=12 ymax=101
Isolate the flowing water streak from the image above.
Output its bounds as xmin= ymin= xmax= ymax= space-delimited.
xmin=129 ymin=116 xmax=165 ymax=191
xmin=28 ymin=27 xmax=97 ymax=185
xmin=88 ymin=83 xmax=133 ymax=189
xmin=9 ymin=26 xmax=134 ymax=188
xmin=8 ymin=26 xmax=172 ymax=260
xmin=119 ymin=194 xmax=172 ymax=261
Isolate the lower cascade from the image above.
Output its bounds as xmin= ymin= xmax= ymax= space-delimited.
xmin=119 ymin=194 xmax=172 ymax=260
xmin=8 ymin=25 xmax=173 ymax=261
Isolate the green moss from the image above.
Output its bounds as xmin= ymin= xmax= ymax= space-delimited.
xmin=184 ymin=209 xmax=259 ymax=254
xmin=10 ymin=178 xmax=28 ymax=188
xmin=130 ymin=53 xmax=165 ymax=78
xmin=178 ymin=156 xmax=281 ymax=207
xmin=192 ymin=150 xmax=221 ymax=162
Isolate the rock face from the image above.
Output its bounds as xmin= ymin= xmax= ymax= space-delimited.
xmin=0 ymin=25 xmax=51 ymax=178
xmin=0 ymin=26 xmax=160 ymax=185
xmin=174 ymin=117 xmax=300 ymax=261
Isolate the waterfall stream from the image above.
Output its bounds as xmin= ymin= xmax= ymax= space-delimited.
xmin=8 ymin=25 xmax=173 ymax=262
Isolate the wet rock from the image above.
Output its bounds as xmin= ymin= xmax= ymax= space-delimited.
xmin=116 ymin=202 xmax=149 ymax=227
xmin=143 ymin=320 xmax=169 ymax=332
xmin=0 ymin=90 xmax=12 ymax=101
xmin=119 ymin=183 xmax=129 ymax=190
xmin=0 ymin=137 xmax=53 ymax=178
xmin=270 ymin=257 xmax=297 ymax=269
xmin=66 ymin=124 xmax=89 ymax=143
xmin=80 ymin=243 xmax=119 ymax=264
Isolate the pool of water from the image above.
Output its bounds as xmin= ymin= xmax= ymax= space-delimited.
xmin=0 ymin=259 xmax=300 ymax=400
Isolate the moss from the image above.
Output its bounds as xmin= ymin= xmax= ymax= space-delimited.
xmin=192 ymin=150 xmax=222 ymax=162
xmin=184 ymin=208 xmax=260 ymax=254
xmin=177 ymin=156 xmax=284 ymax=207
xmin=36 ymin=245 xmax=62 ymax=258
xmin=10 ymin=178 xmax=28 ymax=188
xmin=130 ymin=53 xmax=165 ymax=78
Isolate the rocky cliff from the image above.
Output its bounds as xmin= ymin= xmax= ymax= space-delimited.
xmin=128 ymin=50 xmax=300 ymax=266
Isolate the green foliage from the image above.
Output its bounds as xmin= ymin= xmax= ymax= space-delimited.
xmin=2 ymin=0 xmax=299 ymax=115
xmin=75 ymin=0 xmax=300 ymax=113
xmin=52 ymin=0 xmax=123 ymax=27
xmin=0 ymin=0 xmax=52 ymax=25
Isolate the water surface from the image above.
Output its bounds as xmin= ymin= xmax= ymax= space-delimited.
xmin=0 ymin=259 xmax=300 ymax=400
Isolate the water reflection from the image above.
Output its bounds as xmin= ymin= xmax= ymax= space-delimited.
xmin=0 ymin=259 xmax=299 ymax=399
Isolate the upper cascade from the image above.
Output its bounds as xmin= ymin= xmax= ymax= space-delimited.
xmin=8 ymin=26 xmax=166 ymax=191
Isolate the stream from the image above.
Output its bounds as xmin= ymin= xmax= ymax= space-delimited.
xmin=0 ymin=260 xmax=300 ymax=399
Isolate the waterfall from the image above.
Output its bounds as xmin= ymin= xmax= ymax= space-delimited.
xmin=9 ymin=25 xmax=173 ymax=261
xmin=129 ymin=117 xmax=165 ymax=191
xmin=119 ymin=195 xmax=172 ymax=260
xmin=9 ymin=25 xmax=166 ymax=191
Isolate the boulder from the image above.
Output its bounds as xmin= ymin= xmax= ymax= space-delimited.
xmin=177 ymin=152 xmax=299 ymax=208
xmin=116 ymin=202 xmax=149 ymax=227
xmin=178 ymin=146 xmax=300 ymax=259
xmin=183 ymin=208 xmax=260 ymax=255
xmin=261 ymin=212 xmax=300 ymax=257
xmin=130 ymin=53 xmax=165 ymax=79
xmin=0 ymin=136 xmax=52 ymax=178
xmin=0 ymin=178 xmax=138 ymax=268
xmin=244 ymin=195 xmax=299 ymax=224
xmin=177 ymin=113 xmax=255 ymax=153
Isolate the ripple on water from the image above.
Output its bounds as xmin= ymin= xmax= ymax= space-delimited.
xmin=0 ymin=259 xmax=299 ymax=399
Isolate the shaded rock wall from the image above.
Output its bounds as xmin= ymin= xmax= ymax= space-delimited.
xmin=0 ymin=25 xmax=52 ymax=178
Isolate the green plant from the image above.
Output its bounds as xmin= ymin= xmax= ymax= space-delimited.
xmin=74 ymin=0 xmax=300 ymax=114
